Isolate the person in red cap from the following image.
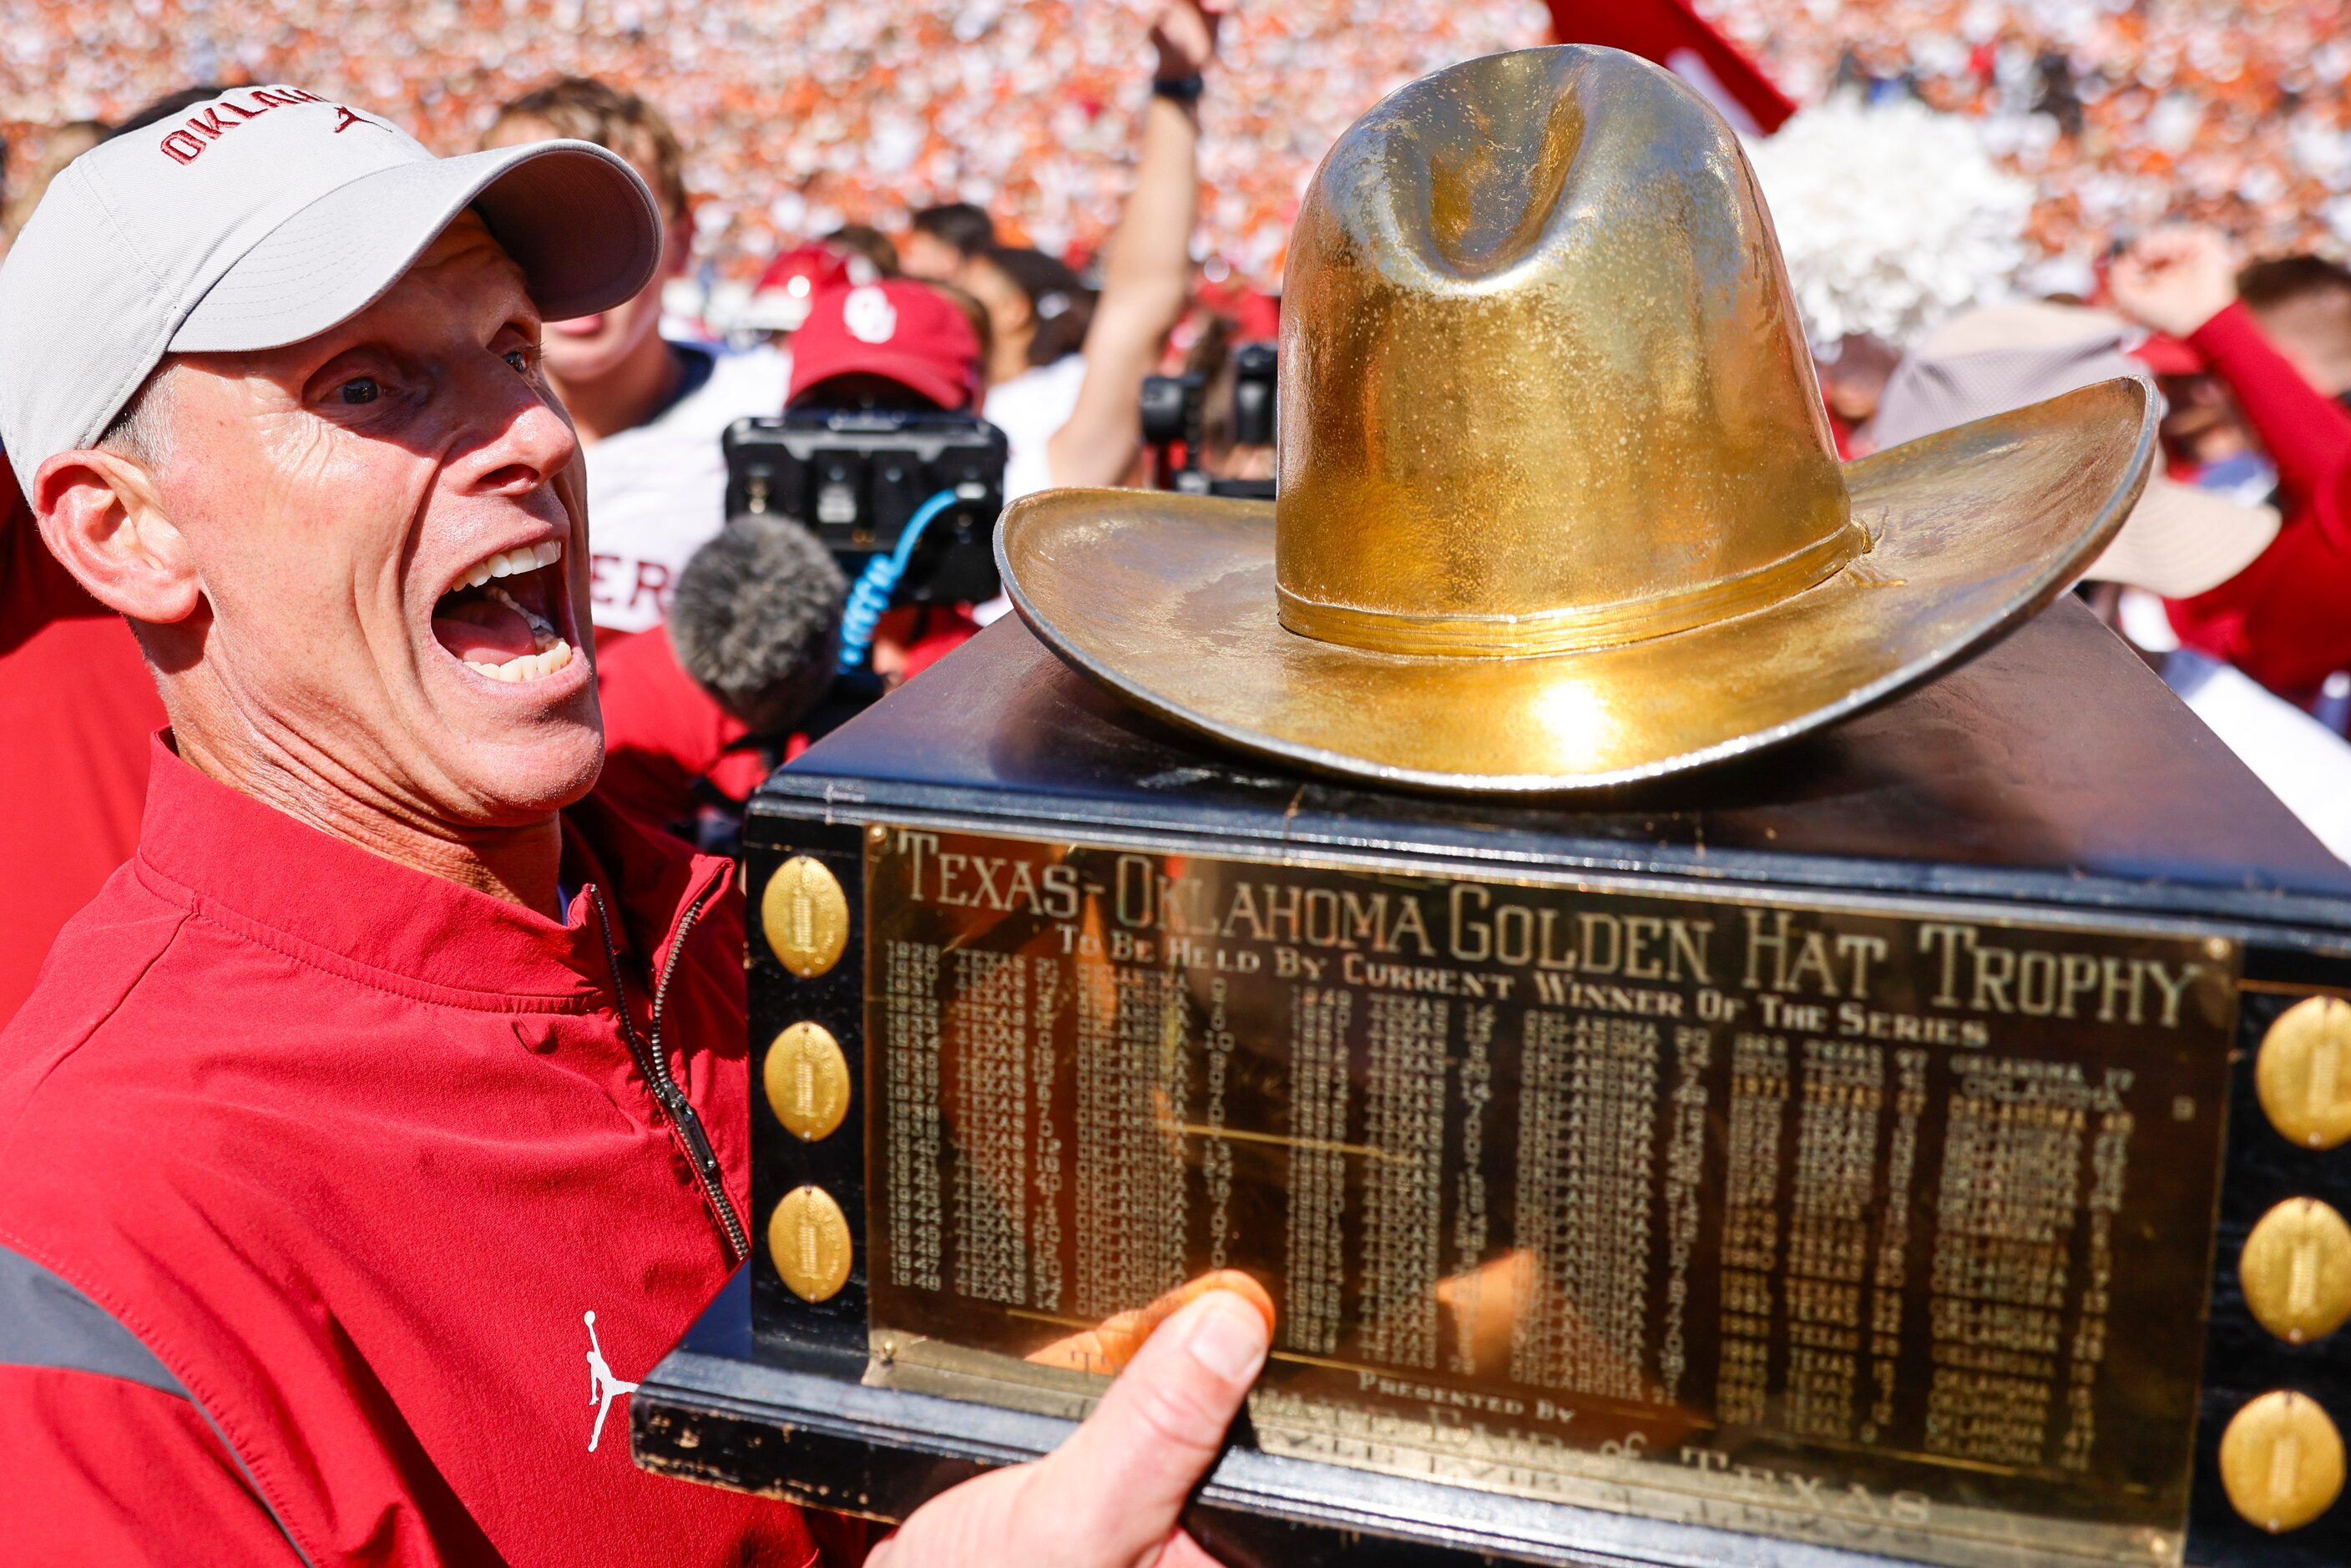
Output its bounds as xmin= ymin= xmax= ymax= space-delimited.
xmin=741 ymin=239 xmax=880 ymax=339
xmin=786 ymin=275 xmax=988 ymax=412
xmin=2110 ymin=227 xmax=2351 ymax=706
xmin=596 ymin=277 xmax=988 ymax=847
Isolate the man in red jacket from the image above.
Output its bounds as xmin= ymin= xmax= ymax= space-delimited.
xmin=0 ymin=87 xmax=1267 ymax=1568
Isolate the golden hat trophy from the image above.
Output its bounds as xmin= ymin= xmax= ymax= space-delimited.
xmin=635 ymin=48 xmax=2351 ymax=1568
xmin=1002 ymin=46 xmax=2149 ymax=790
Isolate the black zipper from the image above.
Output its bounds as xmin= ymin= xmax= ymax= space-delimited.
xmin=589 ymin=882 xmax=751 ymax=1265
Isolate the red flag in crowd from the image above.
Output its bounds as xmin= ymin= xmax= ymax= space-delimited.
xmin=1547 ymin=0 xmax=1795 ymax=134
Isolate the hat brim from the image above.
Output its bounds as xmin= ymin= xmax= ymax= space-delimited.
xmin=789 ymin=344 xmax=972 ymax=412
xmin=999 ymin=377 xmax=2156 ymax=792
xmin=2083 ymin=472 xmax=2278 ymax=599
xmin=170 ymin=140 xmax=661 ymax=354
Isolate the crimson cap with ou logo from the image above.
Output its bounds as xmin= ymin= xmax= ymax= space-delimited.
xmin=0 ymin=84 xmax=662 ymax=496
xmin=786 ymin=280 xmax=983 ymax=412
xmin=743 ymin=240 xmax=877 ymax=334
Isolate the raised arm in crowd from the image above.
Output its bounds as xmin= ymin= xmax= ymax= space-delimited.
xmin=1043 ymin=0 xmax=1216 ymax=490
xmin=2110 ymin=227 xmax=2351 ymax=701
xmin=959 ymin=0 xmax=1218 ymax=499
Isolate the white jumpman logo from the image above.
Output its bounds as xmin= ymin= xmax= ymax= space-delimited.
xmin=583 ymin=1310 xmax=640 ymax=1454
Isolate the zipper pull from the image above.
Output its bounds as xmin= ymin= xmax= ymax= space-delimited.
xmin=672 ymin=1104 xmax=723 ymax=1178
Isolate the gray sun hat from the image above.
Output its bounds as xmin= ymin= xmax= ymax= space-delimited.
xmin=1867 ymin=303 xmax=2280 ymax=599
xmin=0 ymin=84 xmax=663 ymax=495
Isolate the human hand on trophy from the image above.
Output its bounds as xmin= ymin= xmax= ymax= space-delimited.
xmin=867 ymin=1285 xmax=1273 ymax=1568
xmin=2108 ymin=225 xmax=2245 ymax=339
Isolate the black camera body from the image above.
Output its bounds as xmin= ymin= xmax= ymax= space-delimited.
xmin=1140 ymin=338 xmax=1277 ymax=500
xmin=723 ymin=410 xmax=1008 ymax=604
xmin=1229 ymin=339 xmax=1277 ymax=448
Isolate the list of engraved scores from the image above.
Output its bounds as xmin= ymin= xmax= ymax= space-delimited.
xmin=863 ymin=827 xmax=2236 ymax=1566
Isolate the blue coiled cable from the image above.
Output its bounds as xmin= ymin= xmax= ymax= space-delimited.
xmin=837 ymin=488 xmax=961 ymax=672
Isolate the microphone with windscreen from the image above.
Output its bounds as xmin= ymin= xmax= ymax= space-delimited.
xmin=666 ymin=514 xmax=850 ymax=738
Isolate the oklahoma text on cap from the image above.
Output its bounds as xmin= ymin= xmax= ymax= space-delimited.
xmin=0 ymin=84 xmax=662 ymax=494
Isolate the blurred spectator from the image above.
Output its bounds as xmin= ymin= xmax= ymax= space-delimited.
xmin=1815 ymin=333 xmax=1901 ymax=458
xmin=0 ymin=463 xmax=167 ymax=1025
xmin=0 ymin=118 xmax=102 ymax=248
xmin=975 ymin=0 xmax=1221 ymax=502
xmin=2110 ymin=226 xmax=2351 ymax=706
xmin=742 ymin=237 xmax=882 ymax=338
xmin=598 ymin=277 xmax=982 ymax=843
xmin=901 ymin=201 xmax=998 ymax=283
xmin=2238 ymin=255 xmax=2351 ymax=402
xmin=1853 ymin=281 xmax=2351 ymax=858
xmin=968 ymin=243 xmax=1094 ymax=493
xmin=786 ymin=277 xmax=985 ymax=412
xmin=1865 ymin=302 xmax=2281 ymax=601
xmin=784 ymin=279 xmax=988 ymax=679
xmin=824 ymin=222 xmax=901 ymax=279
xmin=483 ymin=77 xmax=787 ymax=638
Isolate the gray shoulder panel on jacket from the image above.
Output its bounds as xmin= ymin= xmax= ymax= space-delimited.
xmin=0 ymin=1242 xmax=188 ymax=1396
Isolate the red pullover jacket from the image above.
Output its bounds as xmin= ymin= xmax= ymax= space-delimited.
xmin=0 ymin=741 xmax=817 ymax=1566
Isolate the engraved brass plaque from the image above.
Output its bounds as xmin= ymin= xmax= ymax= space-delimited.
xmin=764 ymin=856 xmax=850 ymax=978
xmin=766 ymin=1021 xmax=852 ymax=1142
xmin=771 ymin=1186 xmax=853 ymax=1303
xmin=862 ymin=827 xmax=2238 ymax=1567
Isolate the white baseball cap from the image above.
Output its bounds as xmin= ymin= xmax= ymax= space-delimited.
xmin=0 ymin=84 xmax=663 ymax=494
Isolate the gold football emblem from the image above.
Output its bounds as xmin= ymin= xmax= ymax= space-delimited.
xmin=761 ymin=856 xmax=849 ymax=979
xmin=765 ymin=1022 xmax=851 ymax=1143
xmin=2257 ymin=997 xmax=2351 ymax=1151
xmin=770 ymin=1186 xmax=852 ymax=1304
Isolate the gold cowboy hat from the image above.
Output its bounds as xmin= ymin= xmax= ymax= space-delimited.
xmin=999 ymin=47 xmax=2155 ymax=792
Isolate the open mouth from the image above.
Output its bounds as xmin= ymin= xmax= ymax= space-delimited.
xmin=430 ymin=539 xmax=576 ymax=683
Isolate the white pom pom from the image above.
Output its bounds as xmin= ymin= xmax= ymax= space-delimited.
xmin=1742 ymin=94 xmax=2034 ymax=349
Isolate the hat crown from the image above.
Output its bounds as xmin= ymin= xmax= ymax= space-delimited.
xmin=1276 ymin=48 xmax=1858 ymax=657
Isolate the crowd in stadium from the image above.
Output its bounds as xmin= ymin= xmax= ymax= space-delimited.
xmin=0 ymin=0 xmax=1551 ymax=293
xmin=6 ymin=1 xmax=2350 ymax=291
xmin=1705 ymin=0 xmax=2351 ymax=260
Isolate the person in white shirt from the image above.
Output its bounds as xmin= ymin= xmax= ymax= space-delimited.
xmin=483 ymin=78 xmax=786 ymax=638
xmin=963 ymin=0 xmax=1219 ymax=504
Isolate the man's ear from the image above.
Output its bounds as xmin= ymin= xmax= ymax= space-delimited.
xmin=33 ymin=448 xmax=202 ymax=624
